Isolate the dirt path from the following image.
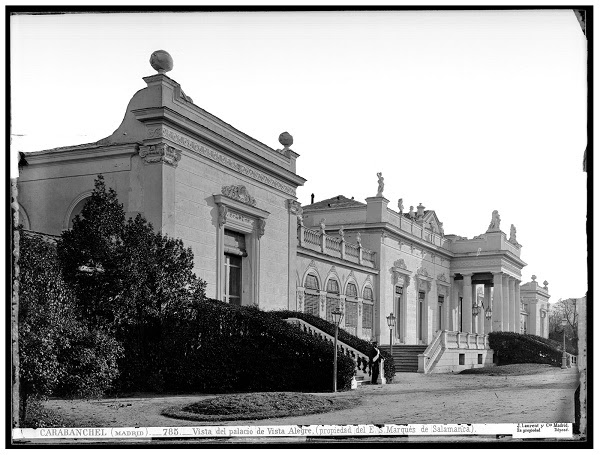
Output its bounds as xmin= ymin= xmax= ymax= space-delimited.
xmin=43 ymin=366 xmax=579 ymax=428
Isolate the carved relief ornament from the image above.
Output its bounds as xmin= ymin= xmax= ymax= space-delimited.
xmin=288 ymin=199 xmax=303 ymax=215
xmin=221 ymin=185 xmax=256 ymax=206
xmin=139 ymin=143 xmax=181 ymax=167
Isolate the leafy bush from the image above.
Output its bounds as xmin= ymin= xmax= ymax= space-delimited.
xmin=18 ymin=231 xmax=122 ymax=420
xmin=270 ymin=310 xmax=395 ymax=383
xmin=56 ymin=175 xmax=205 ymax=392
xmin=160 ymin=300 xmax=356 ymax=393
xmin=487 ymin=331 xmax=570 ymax=367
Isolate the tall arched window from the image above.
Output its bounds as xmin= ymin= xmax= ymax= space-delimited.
xmin=326 ymin=278 xmax=340 ymax=323
xmin=345 ymin=282 xmax=358 ymax=336
xmin=362 ymin=286 xmax=374 ymax=340
xmin=67 ymin=196 xmax=91 ymax=229
xmin=304 ymin=273 xmax=320 ymax=317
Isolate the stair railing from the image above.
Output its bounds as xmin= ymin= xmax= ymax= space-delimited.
xmin=417 ymin=330 xmax=445 ymax=373
xmin=285 ymin=317 xmax=373 ymax=383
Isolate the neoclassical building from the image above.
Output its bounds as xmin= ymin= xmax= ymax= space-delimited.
xmin=17 ymin=51 xmax=550 ymax=372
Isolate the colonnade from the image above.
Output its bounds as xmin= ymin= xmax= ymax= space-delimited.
xmin=449 ymin=272 xmax=521 ymax=335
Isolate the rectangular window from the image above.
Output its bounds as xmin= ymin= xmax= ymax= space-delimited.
xmin=478 ymin=354 xmax=483 ymax=364
xmin=224 ymin=253 xmax=242 ymax=305
xmin=304 ymin=292 xmax=320 ymax=317
xmin=362 ymin=303 xmax=373 ymax=329
xmin=345 ymin=300 xmax=358 ymax=328
xmin=459 ymin=353 xmax=465 ymax=365
xmin=362 ymin=302 xmax=373 ymax=340
xmin=326 ymin=297 xmax=339 ymax=323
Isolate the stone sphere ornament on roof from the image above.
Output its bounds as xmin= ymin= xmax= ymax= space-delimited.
xmin=279 ymin=132 xmax=293 ymax=149
xmin=150 ymin=50 xmax=174 ymax=74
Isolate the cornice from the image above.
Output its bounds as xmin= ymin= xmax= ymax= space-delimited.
xmin=145 ymin=123 xmax=302 ymax=196
xmin=134 ymin=107 xmax=306 ymax=188
xmin=22 ymin=143 xmax=138 ymax=166
xmin=297 ymin=248 xmax=379 ymax=274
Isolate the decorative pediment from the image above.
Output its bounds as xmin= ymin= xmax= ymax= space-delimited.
xmin=391 ymin=259 xmax=411 ymax=286
xmin=393 ymin=259 xmax=408 ymax=270
xmin=422 ymin=210 xmax=444 ymax=236
xmin=416 ymin=266 xmax=431 ymax=278
xmin=436 ymin=273 xmax=450 ymax=290
xmin=222 ymin=185 xmax=256 ymax=206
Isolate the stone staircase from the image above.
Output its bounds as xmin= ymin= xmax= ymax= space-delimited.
xmin=380 ymin=345 xmax=427 ymax=373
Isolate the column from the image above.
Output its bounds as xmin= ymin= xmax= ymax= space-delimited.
xmin=514 ymin=280 xmax=522 ymax=334
xmin=484 ymin=284 xmax=492 ymax=334
xmin=508 ymin=277 xmax=516 ymax=332
xmin=462 ymin=274 xmax=473 ymax=333
xmin=492 ymin=273 xmax=503 ymax=331
xmin=502 ymin=275 xmax=510 ymax=331
xmin=472 ymin=284 xmax=478 ymax=333
xmin=450 ymin=277 xmax=459 ymax=331
xmin=477 ymin=289 xmax=485 ymax=334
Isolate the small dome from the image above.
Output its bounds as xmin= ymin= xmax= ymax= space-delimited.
xmin=279 ymin=131 xmax=293 ymax=148
xmin=150 ymin=50 xmax=174 ymax=74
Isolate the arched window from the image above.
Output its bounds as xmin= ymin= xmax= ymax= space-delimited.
xmin=362 ymin=286 xmax=374 ymax=339
xmin=325 ymin=278 xmax=340 ymax=323
xmin=303 ymin=273 xmax=320 ymax=317
xmin=345 ymin=282 xmax=358 ymax=336
xmin=67 ymin=196 xmax=91 ymax=229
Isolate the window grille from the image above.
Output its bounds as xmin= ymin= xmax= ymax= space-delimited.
xmin=363 ymin=287 xmax=374 ymax=301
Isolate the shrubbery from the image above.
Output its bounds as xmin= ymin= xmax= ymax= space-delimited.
xmin=270 ymin=310 xmax=396 ymax=383
xmin=487 ymin=331 xmax=571 ymax=367
xmin=18 ymin=231 xmax=122 ymax=420
xmin=160 ymin=300 xmax=356 ymax=392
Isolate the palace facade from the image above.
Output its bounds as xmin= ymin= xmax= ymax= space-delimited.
xmin=17 ymin=52 xmax=551 ymax=372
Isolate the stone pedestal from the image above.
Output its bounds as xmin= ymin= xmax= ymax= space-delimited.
xmin=365 ymin=196 xmax=390 ymax=223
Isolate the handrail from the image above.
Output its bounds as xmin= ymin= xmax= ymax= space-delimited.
xmin=284 ymin=317 xmax=372 ymax=382
xmin=418 ymin=330 xmax=444 ymax=373
xmin=418 ymin=330 xmax=490 ymax=373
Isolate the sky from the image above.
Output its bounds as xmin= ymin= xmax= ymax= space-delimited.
xmin=9 ymin=10 xmax=588 ymax=302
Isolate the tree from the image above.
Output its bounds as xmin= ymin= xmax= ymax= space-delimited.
xmin=548 ymin=298 xmax=579 ymax=354
xmin=57 ymin=175 xmax=206 ymax=390
xmin=18 ymin=231 xmax=122 ymax=421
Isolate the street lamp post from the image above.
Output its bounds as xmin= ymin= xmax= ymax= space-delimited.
xmin=472 ymin=300 xmax=480 ymax=332
xmin=561 ymin=317 xmax=568 ymax=369
xmin=332 ymin=305 xmax=344 ymax=392
xmin=386 ymin=313 xmax=396 ymax=356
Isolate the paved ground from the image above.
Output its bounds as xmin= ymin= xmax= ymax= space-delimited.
xmin=42 ymin=365 xmax=580 ymax=428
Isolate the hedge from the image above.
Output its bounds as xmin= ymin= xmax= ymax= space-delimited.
xmin=270 ymin=310 xmax=395 ymax=383
xmin=487 ymin=332 xmax=573 ymax=367
xmin=158 ymin=300 xmax=357 ymax=393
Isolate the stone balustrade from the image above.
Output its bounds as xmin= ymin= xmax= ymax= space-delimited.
xmin=298 ymin=224 xmax=377 ymax=268
xmin=284 ymin=317 xmax=374 ymax=384
xmin=418 ymin=330 xmax=490 ymax=373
